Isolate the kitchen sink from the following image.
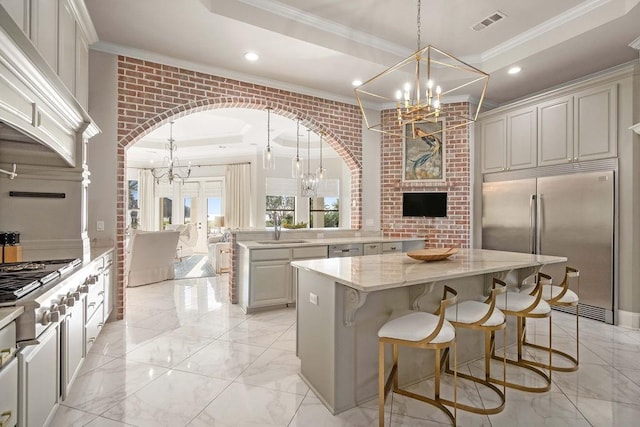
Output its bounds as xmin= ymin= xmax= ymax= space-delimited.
xmin=256 ymin=240 xmax=308 ymax=244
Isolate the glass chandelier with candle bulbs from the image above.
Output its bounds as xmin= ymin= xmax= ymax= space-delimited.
xmin=300 ymin=130 xmax=320 ymax=197
xmin=151 ymin=121 xmax=192 ymax=184
xmin=354 ymin=0 xmax=489 ymax=137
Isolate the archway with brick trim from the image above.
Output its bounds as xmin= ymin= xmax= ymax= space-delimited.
xmin=114 ymin=96 xmax=363 ymax=320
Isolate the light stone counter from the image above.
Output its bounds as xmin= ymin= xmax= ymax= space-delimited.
xmin=238 ymin=236 xmax=423 ymax=250
xmin=292 ymin=248 xmax=566 ymax=415
xmin=291 ymin=248 xmax=566 ymax=292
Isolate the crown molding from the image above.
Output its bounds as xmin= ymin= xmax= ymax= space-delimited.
xmin=68 ymin=0 xmax=99 ymax=44
xmin=481 ymin=0 xmax=611 ymax=62
xmin=236 ymin=0 xmax=412 ymax=58
xmin=91 ymin=41 xmax=367 ymax=108
xmin=630 ymin=35 xmax=640 ymax=50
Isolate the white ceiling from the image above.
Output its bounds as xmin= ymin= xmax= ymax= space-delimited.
xmin=85 ymin=0 xmax=640 ymax=163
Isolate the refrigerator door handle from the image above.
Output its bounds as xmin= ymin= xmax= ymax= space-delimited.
xmin=529 ymin=194 xmax=536 ymax=254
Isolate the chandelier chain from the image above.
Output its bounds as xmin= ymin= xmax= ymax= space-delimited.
xmin=417 ymin=0 xmax=421 ymax=51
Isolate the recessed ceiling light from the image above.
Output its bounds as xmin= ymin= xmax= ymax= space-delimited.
xmin=508 ymin=66 xmax=522 ymax=75
xmin=244 ymin=52 xmax=259 ymax=62
xmin=352 ymin=80 xmax=363 ymax=87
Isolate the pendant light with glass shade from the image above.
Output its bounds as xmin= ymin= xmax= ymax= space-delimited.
xmin=291 ymin=118 xmax=303 ymax=178
xmin=262 ymin=107 xmax=275 ymax=170
xmin=300 ymin=129 xmax=318 ymax=197
xmin=316 ymin=133 xmax=326 ymax=181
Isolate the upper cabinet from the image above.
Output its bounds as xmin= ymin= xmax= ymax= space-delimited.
xmin=0 ymin=0 xmax=28 ymax=34
xmin=479 ymin=82 xmax=618 ymax=174
xmin=1 ymin=0 xmax=95 ymax=111
xmin=573 ymin=84 xmax=617 ymax=161
xmin=480 ymin=106 xmax=536 ymax=173
xmin=538 ymin=95 xmax=573 ymax=166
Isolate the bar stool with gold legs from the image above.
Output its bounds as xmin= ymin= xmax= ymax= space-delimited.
xmin=377 ymin=286 xmax=458 ymax=427
xmin=440 ymin=279 xmax=508 ymax=415
xmin=520 ymin=266 xmax=580 ymax=372
xmin=490 ymin=277 xmax=553 ymax=393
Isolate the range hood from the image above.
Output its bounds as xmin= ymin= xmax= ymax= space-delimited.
xmin=0 ymin=7 xmax=99 ymax=169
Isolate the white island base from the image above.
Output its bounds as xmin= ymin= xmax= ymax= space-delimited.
xmin=292 ymin=249 xmax=566 ymax=415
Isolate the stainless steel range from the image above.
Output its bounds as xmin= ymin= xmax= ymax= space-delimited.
xmin=0 ymin=258 xmax=84 ymax=344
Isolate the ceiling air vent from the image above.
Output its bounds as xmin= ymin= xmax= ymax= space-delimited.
xmin=471 ymin=11 xmax=506 ymax=32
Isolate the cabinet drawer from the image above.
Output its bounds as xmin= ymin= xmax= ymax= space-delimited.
xmin=293 ymin=246 xmax=327 ymax=259
xmin=363 ymin=243 xmax=382 ymax=255
xmin=251 ymin=248 xmax=290 ymax=261
xmin=382 ymin=242 xmax=402 ymax=253
xmin=0 ymin=356 xmax=17 ymax=427
xmin=85 ymin=303 xmax=104 ymax=353
xmin=86 ymin=280 xmax=104 ymax=321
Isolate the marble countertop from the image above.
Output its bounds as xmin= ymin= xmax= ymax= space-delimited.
xmin=0 ymin=306 xmax=24 ymax=330
xmin=291 ymin=248 xmax=567 ymax=292
xmin=238 ymin=236 xmax=423 ymax=250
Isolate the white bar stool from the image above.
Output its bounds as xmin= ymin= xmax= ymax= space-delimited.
xmin=442 ymin=280 xmax=507 ymax=415
xmin=520 ymin=266 xmax=580 ymax=372
xmin=490 ymin=277 xmax=553 ymax=393
xmin=377 ymin=286 xmax=458 ymax=426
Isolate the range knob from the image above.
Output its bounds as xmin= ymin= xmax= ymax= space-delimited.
xmin=56 ymin=304 xmax=67 ymax=316
xmin=86 ymin=275 xmax=99 ymax=285
xmin=62 ymin=295 xmax=75 ymax=307
xmin=39 ymin=310 xmax=61 ymax=325
xmin=78 ymin=285 xmax=89 ymax=294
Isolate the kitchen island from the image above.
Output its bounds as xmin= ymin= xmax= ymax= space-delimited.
xmin=291 ymin=248 xmax=566 ymax=414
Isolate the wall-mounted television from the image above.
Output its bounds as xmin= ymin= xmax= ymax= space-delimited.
xmin=402 ymin=192 xmax=447 ymax=217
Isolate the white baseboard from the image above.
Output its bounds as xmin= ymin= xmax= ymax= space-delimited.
xmin=617 ymin=309 xmax=640 ymax=329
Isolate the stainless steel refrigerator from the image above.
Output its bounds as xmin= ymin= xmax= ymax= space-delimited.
xmin=482 ymin=170 xmax=614 ymax=323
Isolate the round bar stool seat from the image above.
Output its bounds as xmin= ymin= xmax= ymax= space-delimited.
xmin=378 ymin=311 xmax=456 ymax=342
xmin=377 ymin=286 xmax=458 ymax=427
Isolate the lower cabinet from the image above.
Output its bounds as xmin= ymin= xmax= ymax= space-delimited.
xmin=363 ymin=243 xmax=382 ymax=255
xmin=61 ymin=295 xmax=85 ymax=400
xmin=18 ymin=324 xmax=60 ymax=427
xmin=0 ymin=357 xmax=18 ymax=427
xmin=249 ymin=261 xmax=291 ymax=307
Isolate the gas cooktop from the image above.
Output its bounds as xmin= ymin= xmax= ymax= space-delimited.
xmin=0 ymin=258 xmax=81 ymax=303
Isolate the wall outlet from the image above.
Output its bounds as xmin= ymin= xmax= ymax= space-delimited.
xmin=96 ymin=220 xmax=105 ymax=232
xmin=309 ymin=292 xmax=318 ymax=305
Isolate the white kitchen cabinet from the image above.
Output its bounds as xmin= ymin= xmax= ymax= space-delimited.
xmin=506 ymin=107 xmax=537 ymax=170
xmin=61 ymin=294 xmax=84 ymax=400
xmin=31 ymin=0 xmax=58 ymax=72
xmin=85 ymin=302 xmax=104 ymax=353
xmin=538 ymin=95 xmax=574 ymax=166
xmin=0 ymin=357 xmax=18 ymax=427
xmin=480 ymin=107 xmax=537 ymax=173
xmin=18 ymin=323 xmax=60 ymax=427
xmin=0 ymin=0 xmax=29 ymax=34
xmin=249 ymin=261 xmax=291 ymax=308
xmin=74 ymin=20 xmax=88 ymax=109
xmin=480 ymin=116 xmax=507 ymax=173
xmin=57 ymin=0 xmax=75 ymax=93
xmin=102 ymin=253 xmax=113 ymax=321
xmin=573 ymin=83 xmax=617 ymax=161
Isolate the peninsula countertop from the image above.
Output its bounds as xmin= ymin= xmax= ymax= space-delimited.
xmin=237 ymin=236 xmax=423 ymax=250
xmin=291 ymin=248 xmax=567 ymax=292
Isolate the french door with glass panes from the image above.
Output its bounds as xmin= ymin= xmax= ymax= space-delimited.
xmin=180 ymin=180 xmax=224 ymax=253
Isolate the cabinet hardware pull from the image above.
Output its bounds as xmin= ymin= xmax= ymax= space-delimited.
xmin=98 ymin=291 xmax=105 ymax=296
xmin=88 ymin=337 xmax=96 ymax=343
xmin=0 ymin=410 xmax=12 ymax=427
xmin=88 ymin=302 xmax=96 ymax=308
xmin=98 ymin=322 xmax=104 ymax=327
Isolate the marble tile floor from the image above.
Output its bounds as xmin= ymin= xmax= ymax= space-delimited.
xmin=51 ymin=276 xmax=640 ymax=426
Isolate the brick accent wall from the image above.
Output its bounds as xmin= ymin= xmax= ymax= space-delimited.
xmin=381 ymin=103 xmax=471 ymax=247
xmin=114 ymin=56 xmax=363 ymax=319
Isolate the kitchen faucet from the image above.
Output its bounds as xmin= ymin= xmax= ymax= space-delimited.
xmin=273 ymin=211 xmax=281 ymax=241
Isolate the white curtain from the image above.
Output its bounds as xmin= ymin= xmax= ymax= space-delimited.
xmin=225 ymin=164 xmax=251 ymax=229
xmin=139 ymin=170 xmax=155 ymax=231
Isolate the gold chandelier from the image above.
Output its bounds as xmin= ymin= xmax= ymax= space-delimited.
xmin=355 ymin=0 xmax=489 ymax=137
xmin=151 ymin=121 xmax=192 ymax=184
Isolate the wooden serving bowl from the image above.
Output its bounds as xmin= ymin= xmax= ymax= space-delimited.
xmin=406 ymin=247 xmax=459 ymax=262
